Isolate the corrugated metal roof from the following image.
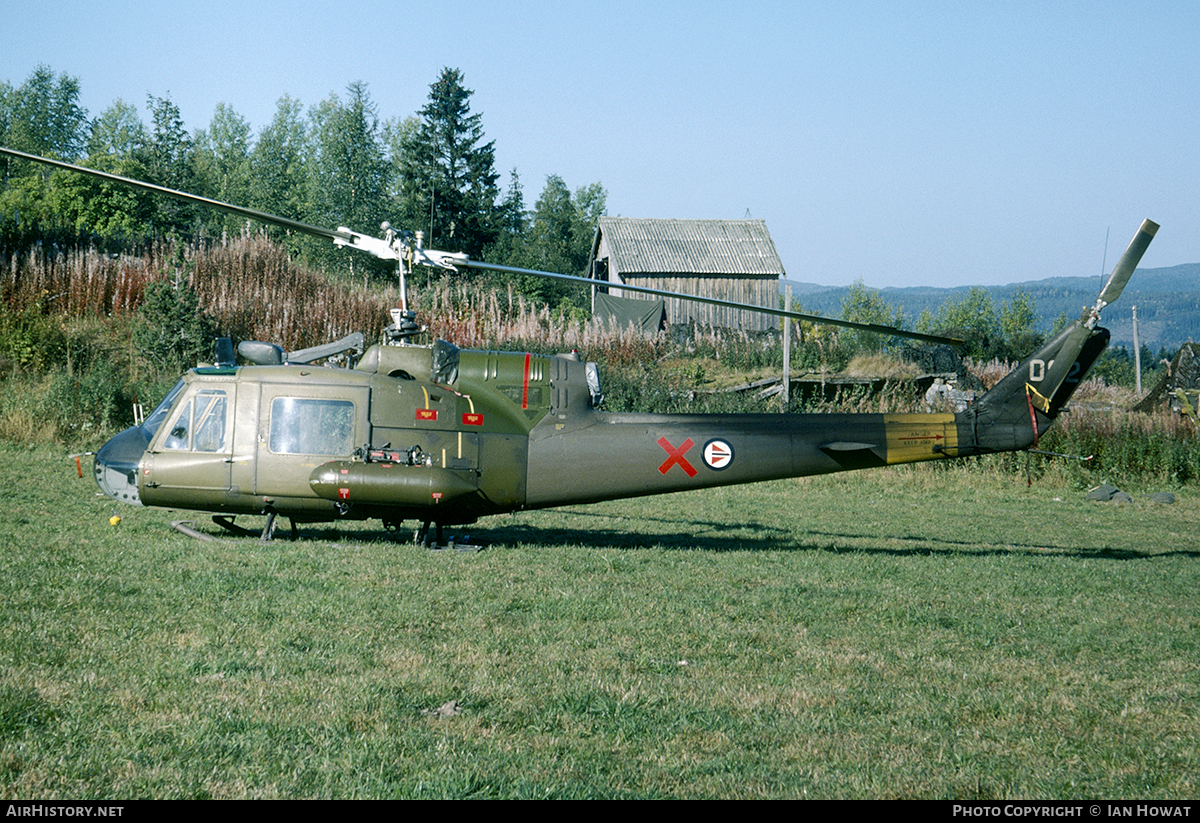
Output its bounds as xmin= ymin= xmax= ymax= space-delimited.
xmin=597 ymin=217 xmax=785 ymax=277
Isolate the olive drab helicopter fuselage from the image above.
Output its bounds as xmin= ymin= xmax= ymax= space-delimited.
xmin=0 ymin=147 xmax=1159 ymax=543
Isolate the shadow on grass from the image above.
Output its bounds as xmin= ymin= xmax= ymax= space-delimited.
xmin=797 ymin=527 xmax=1200 ymax=561
xmin=169 ymin=510 xmax=794 ymax=552
xmin=473 ymin=509 xmax=1200 ymax=560
xmin=168 ymin=509 xmax=1200 ymax=560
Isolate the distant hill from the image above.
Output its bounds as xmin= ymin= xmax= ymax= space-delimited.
xmin=781 ymin=263 xmax=1200 ymax=352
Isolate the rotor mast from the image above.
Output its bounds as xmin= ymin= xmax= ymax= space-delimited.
xmin=329 ymin=221 xmax=471 ymax=343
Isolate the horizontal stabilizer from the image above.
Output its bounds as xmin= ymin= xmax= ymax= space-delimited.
xmin=820 ymin=440 xmax=885 ymax=470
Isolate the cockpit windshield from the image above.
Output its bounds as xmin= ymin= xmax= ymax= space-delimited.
xmin=140 ymin=379 xmax=186 ymax=439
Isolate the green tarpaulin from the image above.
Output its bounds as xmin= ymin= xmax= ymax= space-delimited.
xmin=593 ymin=291 xmax=666 ymax=333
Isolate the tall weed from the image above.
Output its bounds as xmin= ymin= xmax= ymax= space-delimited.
xmin=1041 ymin=407 xmax=1199 ymax=487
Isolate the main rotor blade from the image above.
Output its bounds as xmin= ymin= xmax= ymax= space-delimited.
xmin=456 ymin=259 xmax=964 ymax=346
xmin=1096 ymin=218 xmax=1159 ymax=310
xmin=0 ymin=146 xmax=353 ymax=245
xmin=1 ymin=145 xmax=960 ymax=345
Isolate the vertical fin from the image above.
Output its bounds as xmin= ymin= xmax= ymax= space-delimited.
xmin=955 ymin=218 xmax=1156 ymax=455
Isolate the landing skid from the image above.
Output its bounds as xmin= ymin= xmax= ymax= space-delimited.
xmin=171 ymin=520 xmax=217 ymax=541
xmin=212 ymin=514 xmax=299 ymax=541
xmin=415 ymin=520 xmax=484 ymax=552
xmin=174 ymin=514 xmax=481 ymax=549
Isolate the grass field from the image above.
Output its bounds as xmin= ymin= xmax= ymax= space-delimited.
xmin=1 ymin=444 xmax=1196 ymax=798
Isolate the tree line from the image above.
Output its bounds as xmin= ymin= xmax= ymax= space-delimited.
xmin=3 ymin=64 xmax=1160 ymax=381
xmin=0 ymin=64 xmax=605 ymax=304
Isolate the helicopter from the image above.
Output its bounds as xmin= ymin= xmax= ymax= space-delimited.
xmin=0 ymin=147 xmax=1158 ymax=545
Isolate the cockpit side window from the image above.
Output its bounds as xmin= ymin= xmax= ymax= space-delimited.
xmin=161 ymin=389 xmax=228 ymax=452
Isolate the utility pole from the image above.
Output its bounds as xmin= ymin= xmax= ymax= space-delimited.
xmin=782 ymin=284 xmax=792 ymax=410
xmin=1132 ymin=305 xmax=1142 ymax=395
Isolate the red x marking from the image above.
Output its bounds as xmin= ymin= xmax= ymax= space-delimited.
xmin=657 ymin=436 xmax=697 ymax=477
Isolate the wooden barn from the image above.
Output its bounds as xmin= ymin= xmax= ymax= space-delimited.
xmin=588 ymin=217 xmax=786 ymax=332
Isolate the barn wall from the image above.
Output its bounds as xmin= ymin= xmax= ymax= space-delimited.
xmin=611 ymin=273 xmax=777 ymax=331
xmin=588 ymin=218 xmax=785 ymax=332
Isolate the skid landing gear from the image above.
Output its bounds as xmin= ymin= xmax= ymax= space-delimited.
xmin=258 ymin=511 xmax=299 ymax=542
xmin=415 ymin=520 xmax=483 ymax=552
xmin=211 ymin=514 xmax=299 ymax=541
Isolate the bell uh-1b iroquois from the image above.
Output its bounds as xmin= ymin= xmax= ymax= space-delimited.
xmin=0 ymin=147 xmax=1159 ymax=546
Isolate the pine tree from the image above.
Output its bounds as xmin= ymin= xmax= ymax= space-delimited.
xmin=396 ymin=68 xmax=500 ymax=258
xmin=485 ymin=168 xmax=531 ymax=267
xmin=134 ymin=254 xmax=216 ymax=372
xmin=483 ymin=174 xmax=608 ymax=304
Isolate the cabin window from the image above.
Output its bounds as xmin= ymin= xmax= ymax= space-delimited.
xmin=269 ymin=398 xmax=355 ymax=456
xmin=162 ymin=389 xmax=228 ymax=452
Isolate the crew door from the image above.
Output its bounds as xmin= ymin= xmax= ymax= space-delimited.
xmin=141 ymin=383 xmax=235 ymax=509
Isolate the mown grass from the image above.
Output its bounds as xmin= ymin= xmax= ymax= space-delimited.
xmin=0 ymin=445 xmax=1196 ymax=799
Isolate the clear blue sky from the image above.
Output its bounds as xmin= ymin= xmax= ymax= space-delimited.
xmin=5 ymin=0 xmax=1198 ymax=289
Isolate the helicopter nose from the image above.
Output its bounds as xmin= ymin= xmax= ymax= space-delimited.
xmin=94 ymin=425 xmax=150 ymax=506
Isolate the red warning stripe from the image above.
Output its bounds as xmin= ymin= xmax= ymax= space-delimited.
xmin=522 ymin=353 xmax=531 ymax=409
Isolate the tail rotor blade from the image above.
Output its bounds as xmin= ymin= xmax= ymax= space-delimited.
xmin=1095 ymin=218 xmax=1159 ymax=313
